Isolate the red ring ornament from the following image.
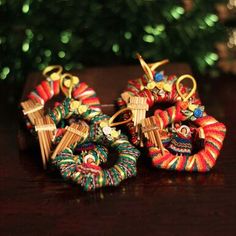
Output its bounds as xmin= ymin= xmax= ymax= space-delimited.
xmin=146 ymin=102 xmax=226 ymax=172
xmin=117 ymin=55 xmax=201 ymax=145
xmin=21 ymin=65 xmax=101 ymax=131
xmin=20 ymin=66 xmax=102 ymax=169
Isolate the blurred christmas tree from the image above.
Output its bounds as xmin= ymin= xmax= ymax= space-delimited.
xmin=215 ymin=0 xmax=236 ymax=74
xmin=0 ymin=0 xmax=230 ymax=89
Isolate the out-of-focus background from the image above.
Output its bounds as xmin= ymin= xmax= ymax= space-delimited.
xmin=0 ymin=0 xmax=235 ymax=104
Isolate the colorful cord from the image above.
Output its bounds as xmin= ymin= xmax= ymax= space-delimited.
xmin=147 ymin=102 xmax=226 ymax=172
xmin=21 ymin=66 xmax=109 ymax=170
xmin=50 ymin=98 xmax=140 ymax=191
xmin=117 ymin=64 xmax=201 ymax=145
xmin=23 ymin=66 xmax=101 ymax=132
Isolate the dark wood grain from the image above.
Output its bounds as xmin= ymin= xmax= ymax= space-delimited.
xmin=1 ymin=65 xmax=236 ymax=236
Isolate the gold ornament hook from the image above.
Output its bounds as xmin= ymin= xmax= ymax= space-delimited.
xmin=60 ymin=73 xmax=79 ymax=98
xmin=149 ymin=59 xmax=169 ymax=71
xmin=136 ymin=53 xmax=169 ymax=81
xmin=109 ymin=108 xmax=133 ymax=127
xmin=43 ymin=65 xmax=63 ymax=81
xmin=136 ymin=53 xmax=153 ymax=81
xmin=176 ymin=74 xmax=197 ymax=102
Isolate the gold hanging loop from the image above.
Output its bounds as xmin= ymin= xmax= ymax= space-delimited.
xmin=60 ymin=73 xmax=80 ymax=98
xmin=109 ymin=108 xmax=133 ymax=127
xmin=176 ymin=74 xmax=197 ymax=102
xmin=137 ymin=53 xmax=169 ymax=81
xmin=43 ymin=65 xmax=63 ymax=81
xmin=149 ymin=59 xmax=169 ymax=71
xmin=136 ymin=53 xmax=154 ymax=81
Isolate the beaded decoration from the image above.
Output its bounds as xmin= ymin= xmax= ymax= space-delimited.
xmin=117 ymin=54 xmax=202 ymax=145
xmin=49 ymin=98 xmax=140 ymax=191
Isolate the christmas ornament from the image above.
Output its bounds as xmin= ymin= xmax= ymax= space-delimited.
xmin=21 ymin=66 xmax=101 ymax=168
xmin=50 ymin=98 xmax=140 ymax=191
xmin=117 ymin=54 xmax=202 ymax=146
xmin=143 ymin=75 xmax=226 ymax=172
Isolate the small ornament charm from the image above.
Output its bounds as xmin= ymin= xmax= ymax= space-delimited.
xmin=78 ymin=104 xmax=88 ymax=114
xmin=147 ymin=81 xmax=156 ymax=90
xmin=102 ymin=125 xmax=112 ymax=136
xmin=69 ymin=99 xmax=88 ymax=115
xmin=193 ymin=107 xmax=203 ymax=118
xmin=168 ymin=124 xmax=193 ymax=156
xmin=70 ymin=100 xmax=81 ymax=111
xmin=83 ymin=154 xmax=96 ymax=164
xmin=99 ymin=120 xmax=121 ymax=140
xmin=154 ymin=71 xmax=164 ymax=82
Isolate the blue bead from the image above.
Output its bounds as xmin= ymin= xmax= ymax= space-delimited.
xmin=154 ymin=72 xmax=164 ymax=82
xmin=193 ymin=108 xmax=203 ymax=118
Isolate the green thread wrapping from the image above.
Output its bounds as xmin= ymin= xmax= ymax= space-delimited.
xmin=51 ymin=98 xmax=140 ymax=191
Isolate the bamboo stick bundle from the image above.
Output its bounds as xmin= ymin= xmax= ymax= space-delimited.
xmin=142 ymin=116 xmax=165 ymax=155
xmin=128 ymin=96 xmax=148 ymax=146
xmin=21 ymin=99 xmax=44 ymax=125
xmin=150 ymin=116 xmax=164 ymax=155
xmin=128 ymin=96 xmax=148 ymax=132
xmin=35 ymin=116 xmax=56 ymax=169
xmin=51 ymin=121 xmax=89 ymax=160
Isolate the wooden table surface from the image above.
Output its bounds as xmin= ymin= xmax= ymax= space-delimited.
xmin=1 ymin=65 xmax=235 ymax=236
